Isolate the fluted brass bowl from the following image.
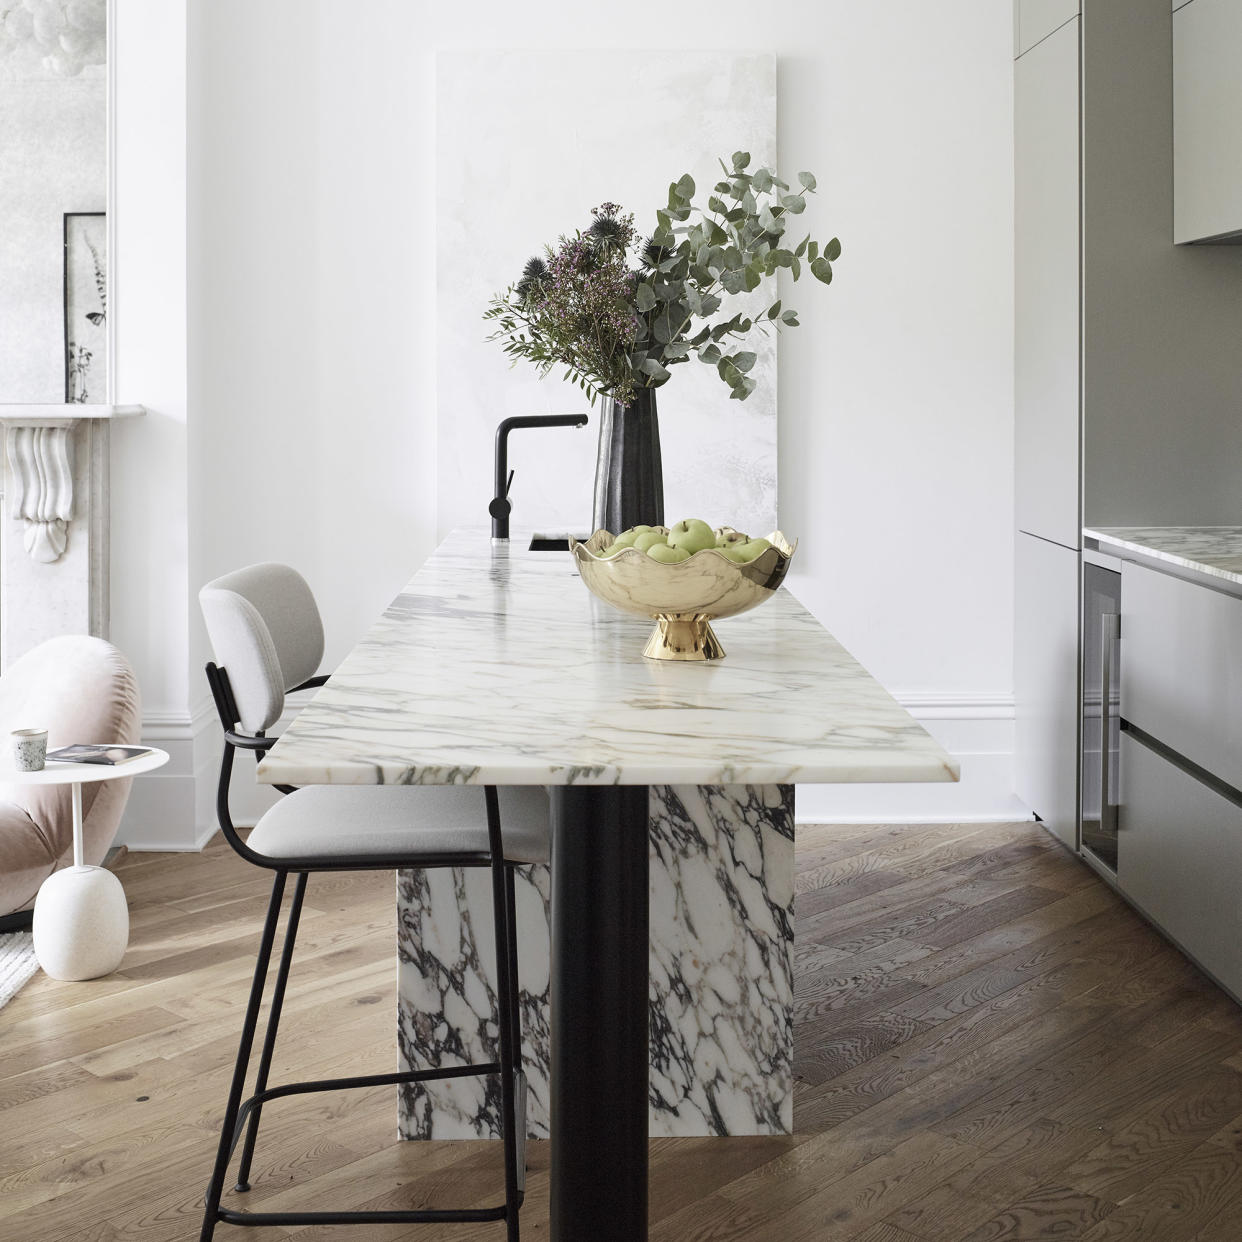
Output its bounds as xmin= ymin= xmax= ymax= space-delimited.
xmin=569 ymin=528 xmax=797 ymax=661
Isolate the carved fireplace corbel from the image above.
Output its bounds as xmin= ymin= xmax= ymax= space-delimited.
xmin=0 ymin=404 xmax=144 ymax=667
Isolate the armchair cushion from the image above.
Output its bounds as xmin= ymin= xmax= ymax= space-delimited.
xmin=0 ymin=636 xmax=141 ymax=916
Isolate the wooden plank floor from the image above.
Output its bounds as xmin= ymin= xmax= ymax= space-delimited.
xmin=3 ymin=820 xmax=1242 ymax=1240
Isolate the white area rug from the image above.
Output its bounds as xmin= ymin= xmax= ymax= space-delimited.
xmin=0 ymin=931 xmax=39 ymax=1009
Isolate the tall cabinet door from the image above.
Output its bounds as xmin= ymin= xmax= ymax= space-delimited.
xmin=1015 ymin=14 xmax=1081 ymax=551
xmin=1015 ymin=531 xmax=1080 ymax=846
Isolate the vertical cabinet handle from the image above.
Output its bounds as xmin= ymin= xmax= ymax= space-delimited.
xmin=1100 ymin=613 xmax=1120 ymax=836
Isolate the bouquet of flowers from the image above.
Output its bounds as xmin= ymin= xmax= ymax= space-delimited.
xmin=484 ymin=152 xmax=840 ymax=406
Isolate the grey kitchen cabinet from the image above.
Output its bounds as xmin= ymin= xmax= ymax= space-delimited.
xmin=1013 ymin=0 xmax=1242 ymax=838
xmin=1015 ymin=532 xmax=1080 ymax=847
xmin=1119 ymin=730 xmax=1242 ymax=1000
xmin=1174 ymin=0 xmax=1242 ymax=243
xmin=1121 ymin=560 xmax=1242 ymax=794
xmin=1014 ymin=13 xmax=1080 ymax=552
xmin=1013 ymin=0 xmax=1079 ymax=56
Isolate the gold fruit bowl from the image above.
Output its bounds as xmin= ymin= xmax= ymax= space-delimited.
xmin=569 ymin=528 xmax=797 ymax=661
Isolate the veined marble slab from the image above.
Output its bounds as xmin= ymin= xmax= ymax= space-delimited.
xmin=1088 ymin=526 xmax=1242 ymax=592
xmin=398 ymin=783 xmax=795 ymax=1139
xmin=256 ymin=530 xmax=957 ymax=789
xmin=256 ymin=529 xmax=956 ymax=1145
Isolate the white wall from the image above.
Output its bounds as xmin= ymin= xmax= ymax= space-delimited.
xmin=114 ymin=0 xmax=1019 ymax=842
xmin=0 ymin=71 xmax=105 ymax=401
xmin=111 ymin=0 xmax=204 ymax=847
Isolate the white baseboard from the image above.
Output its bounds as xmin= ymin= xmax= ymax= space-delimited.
xmin=113 ymin=699 xmax=218 ymax=851
xmin=796 ymin=693 xmax=1031 ymax=825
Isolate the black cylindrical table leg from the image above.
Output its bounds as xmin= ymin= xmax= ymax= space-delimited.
xmin=548 ymin=785 xmax=649 ymax=1242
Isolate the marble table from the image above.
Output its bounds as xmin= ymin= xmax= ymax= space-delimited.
xmin=257 ymin=529 xmax=957 ymax=1242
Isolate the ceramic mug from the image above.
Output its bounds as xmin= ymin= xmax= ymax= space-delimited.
xmin=12 ymin=728 xmax=48 ymax=772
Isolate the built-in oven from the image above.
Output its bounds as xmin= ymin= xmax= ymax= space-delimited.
xmin=1081 ymin=560 xmax=1121 ymax=870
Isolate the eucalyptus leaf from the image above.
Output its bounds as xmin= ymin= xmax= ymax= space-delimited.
xmin=780 ymin=194 xmax=806 ymax=214
xmin=825 ymin=237 xmax=842 ymax=260
xmin=732 ymin=351 xmax=757 ymax=373
xmin=732 ymin=150 xmax=751 ymax=170
xmin=751 ymin=168 xmax=773 ymax=193
xmin=798 ymin=170 xmax=817 ymax=190
xmin=767 ymin=300 xmax=782 ymax=320
xmin=639 ymin=357 xmax=670 ymax=382
xmin=635 ymin=283 xmax=657 ymax=313
xmin=676 ymin=173 xmax=695 ymax=200
xmin=699 ymin=343 xmax=722 ymax=364
xmin=810 ymin=256 xmax=834 ymax=284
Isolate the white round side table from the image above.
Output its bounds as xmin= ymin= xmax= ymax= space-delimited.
xmin=4 ymin=748 xmax=169 ymax=981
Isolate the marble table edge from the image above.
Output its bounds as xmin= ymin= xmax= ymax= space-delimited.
xmin=255 ymin=756 xmax=960 ymax=787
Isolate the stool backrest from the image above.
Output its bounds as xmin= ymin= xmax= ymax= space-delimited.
xmin=199 ymin=563 xmax=324 ymax=733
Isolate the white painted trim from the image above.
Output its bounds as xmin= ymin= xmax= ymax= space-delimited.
xmin=797 ymin=693 xmax=1030 ymax=825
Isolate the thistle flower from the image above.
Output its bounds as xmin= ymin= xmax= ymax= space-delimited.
xmin=640 ymin=237 xmax=670 ymax=269
xmin=521 ymin=256 xmax=549 ymax=282
xmin=516 ymin=255 xmax=549 ymax=301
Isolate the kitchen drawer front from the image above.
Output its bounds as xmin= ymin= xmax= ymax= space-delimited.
xmin=1120 ymin=560 xmax=1242 ymax=791
xmin=1119 ymin=730 xmax=1242 ymax=999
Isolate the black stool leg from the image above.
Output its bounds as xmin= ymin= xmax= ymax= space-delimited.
xmin=234 ymin=869 xmax=308 ymax=1192
xmin=505 ymin=863 xmax=527 ymax=1191
xmin=200 ymin=869 xmax=289 ymax=1242
xmin=491 ymin=856 xmax=521 ymax=1242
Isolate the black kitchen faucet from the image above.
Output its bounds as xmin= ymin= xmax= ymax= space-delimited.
xmin=490 ymin=414 xmax=589 ymax=540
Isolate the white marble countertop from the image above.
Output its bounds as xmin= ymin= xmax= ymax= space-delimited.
xmin=1087 ymin=526 xmax=1242 ymax=590
xmin=257 ymin=529 xmax=959 ymax=788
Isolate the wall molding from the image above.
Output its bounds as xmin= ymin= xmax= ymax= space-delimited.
xmin=796 ymin=692 xmax=1030 ymax=825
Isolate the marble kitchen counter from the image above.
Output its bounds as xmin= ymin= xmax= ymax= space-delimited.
xmin=256 ymin=528 xmax=959 ymax=1171
xmin=257 ymin=528 xmax=958 ymax=789
xmin=1087 ymin=526 xmax=1242 ymax=594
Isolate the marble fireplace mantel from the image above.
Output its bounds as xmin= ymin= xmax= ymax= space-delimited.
xmin=0 ymin=404 xmax=145 ymax=667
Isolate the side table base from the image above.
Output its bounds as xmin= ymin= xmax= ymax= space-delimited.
xmin=33 ymin=865 xmax=128 ymax=980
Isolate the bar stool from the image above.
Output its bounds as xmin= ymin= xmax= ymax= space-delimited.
xmin=197 ymin=563 xmax=544 ymax=1241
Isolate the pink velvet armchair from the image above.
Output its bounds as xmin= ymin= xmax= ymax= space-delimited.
xmin=0 ymin=636 xmax=141 ymax=925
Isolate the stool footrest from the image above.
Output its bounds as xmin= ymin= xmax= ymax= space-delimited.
xmin=227 ymin=1061 xmax=504 ymax=1161
xmin=217 ymin=1204 xmax=509 ymax=1227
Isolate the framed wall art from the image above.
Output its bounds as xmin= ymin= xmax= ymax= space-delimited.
xmin=63 ymin=211 xmax=107 ymax=403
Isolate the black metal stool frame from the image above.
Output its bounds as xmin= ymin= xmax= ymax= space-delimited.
xmin=199 ymin=662 xmax=525 ymax=1240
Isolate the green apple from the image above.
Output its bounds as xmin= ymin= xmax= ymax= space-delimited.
xmin=610 ymin=530 xmax=639 ymax=549
xmin=599 ymin=543 xmax=627 ymax=558
xmin=733 ymin=537 xmax=772 ymax=562
xmin=719 ymin=544 xmax=750 ymax=563
xmin=715 ymin=528 xmax=747 ymax=548
xmin=667 ymin=518 xmax=716 ymax=555
xmin=646 ymin=543 xmax=691 ymax=563
xmin=632 ymin=531 xmax=668 ymax=552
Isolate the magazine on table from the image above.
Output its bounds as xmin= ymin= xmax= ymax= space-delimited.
xmin=44 ymin=745 xmax=153 ymax=767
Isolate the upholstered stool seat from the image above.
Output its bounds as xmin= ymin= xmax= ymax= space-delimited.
xmin=248 ymin=784 xmax=549 ymax=864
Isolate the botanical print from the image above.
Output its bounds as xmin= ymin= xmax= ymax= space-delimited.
xmin=64 ymin=212 xmax=106 ymax=403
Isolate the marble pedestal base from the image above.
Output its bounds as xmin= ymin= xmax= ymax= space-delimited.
xmin=397 ymin=783 xmax=794 ymax=1139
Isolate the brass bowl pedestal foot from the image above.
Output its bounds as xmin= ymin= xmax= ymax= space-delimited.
xmin=643 ymin=615 xmax=726 ymax=661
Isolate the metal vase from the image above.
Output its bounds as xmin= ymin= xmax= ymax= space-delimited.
xmin=592 ymin=387 xmax=664 ymax=534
